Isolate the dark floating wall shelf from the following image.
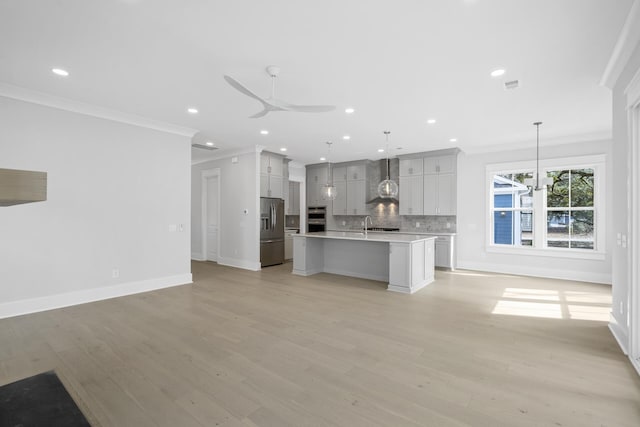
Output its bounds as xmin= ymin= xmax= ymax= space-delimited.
xmin=0 ymin=168 xmax=47 ymax=206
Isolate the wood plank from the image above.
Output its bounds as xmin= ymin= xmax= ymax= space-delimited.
xmin=0 ymin=261 xmax=638 ymax=426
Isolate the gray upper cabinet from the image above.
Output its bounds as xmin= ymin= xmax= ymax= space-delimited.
xmin=306 ymin=165 xmax=329 ymax=207
xmin=328 ymin=161 xmax=367 ymax=215
xmin=332 ymin=166 xmax=347 ymax=182
xmin=346 ymin=164 xmax=366 ymax=181
xmin=346 ymin=179 xmax=367 ymax=215
xmin=423 ymin=152 xmax=458 ymax=215
xmin=399 ymin=158 xmax=423 ymax=176
xmin=286 ymin=181 xmax=300 ymax=215
xmin=260 ymin=152 xmax=285 ymax=198
xmin=332 ymin=181 xmax=348 ymax=215
xmin=398 ymin=149 xmax=459 ymax=216
xmin=424 ymin=155 xmax=455 ymax=175
xmin=399 ymin=175 xmax=424 ymax=215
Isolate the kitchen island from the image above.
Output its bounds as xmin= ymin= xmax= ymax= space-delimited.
xmin=292 ymin=231 xmax=436 ymax=294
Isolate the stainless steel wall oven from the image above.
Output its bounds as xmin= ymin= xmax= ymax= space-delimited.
xmin=307 ymin=206 xmax=326 ymax=232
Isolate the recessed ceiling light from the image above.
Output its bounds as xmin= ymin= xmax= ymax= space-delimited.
xmin=343 ymin=135 xmax=351 ymax=140
xmin=427 ymin=118 xmax=436 ymax=124
xmin=51 ymin=68 xmax=69 ymax=77
xmin=205 ymin=141 xmax=215 ymax=147
xmin=187 ymin=108 xmax=198 ymax=114
xmin=260 ymin=130 xmax=269 ymax=135
xmin=490 ymin=69 xmax=506 ymax=77
xmin=378 ymin=148 xmax=385 ymax=153
xmin=280 ymin=147 xmax=287 ymax=152
xmin=449 ymin=138 xmax=457 ymax=143
xmin=345 ymin=107 xmax=355 ymax=114
xmin=320 ymin=157 xmax=326 ymax=161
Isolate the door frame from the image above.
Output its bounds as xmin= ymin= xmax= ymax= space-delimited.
xmin=626 ymin=68 xmax=640 ymax=374
xmin=201 ymin=168 xmax=221 ymax=262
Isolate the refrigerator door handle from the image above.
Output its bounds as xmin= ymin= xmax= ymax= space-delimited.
xmin=272 ymin=204 xmax=277 ymax=229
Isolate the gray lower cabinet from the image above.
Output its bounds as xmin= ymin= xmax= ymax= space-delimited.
xmin=433 ymin=235 xmax=455 ymax=270
xmin=285 ymin=230 xmax=297 ymax=260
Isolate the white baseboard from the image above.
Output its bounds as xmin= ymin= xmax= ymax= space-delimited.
xmin=456 ymin=260 xmax=612 ymax=284
xmin=632 ymin=356 xmax=640 ymax=377
xmin=191 ymin=252 xmax=205 ymax=261
xmin=0 ymin=273 xmax=193 ymax=320
xmin=608 ymin=313 xmax=629 ymax=355
xmin=292 ymin=268 xmax=322 ymax=276
xmin=217 ymin=256 xmax=261 ymax=271
xmin=388 ymin=276 xmax=434 ymax=294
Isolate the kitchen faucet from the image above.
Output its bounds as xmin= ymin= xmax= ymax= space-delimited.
xmin=364 ymin=215 xmax=373 ymax=234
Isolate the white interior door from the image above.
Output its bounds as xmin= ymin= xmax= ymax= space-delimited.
xmin=206 ymin=175 xmax=219 ymax=261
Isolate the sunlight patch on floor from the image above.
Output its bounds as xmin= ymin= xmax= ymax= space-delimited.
xmin=492 ymin=287 xmax=610 ymax=321
xmin=493 ymin=300 xmax=563 ymax=319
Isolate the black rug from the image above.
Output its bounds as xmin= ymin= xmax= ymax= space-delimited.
xmin=0 ymin=371 xmax=90 ymax=427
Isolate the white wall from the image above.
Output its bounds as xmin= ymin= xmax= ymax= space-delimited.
xmin=0 ymin=97 xmax=192 ymax=318
xmin=457 ymin=139 xmax=613 ymax=284
xmin=610 ymin=36 xmax=640 ymax=350
xmin=191 ymin=150 xmax=261 ymax=270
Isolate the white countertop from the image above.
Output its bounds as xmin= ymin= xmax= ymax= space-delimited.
xmin=399 ymin=231 xmax=456 ymax=236
xmin=327 ymin=229 xmax=456 ymax=236
xmin=296 ymin=231 xmax=436 ymax=243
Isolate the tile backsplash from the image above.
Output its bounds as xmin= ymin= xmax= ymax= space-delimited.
xmin=333 ymin=210 xmax=456 ymax=233
xmin=285 ymin=215 xmax=300 ymax=228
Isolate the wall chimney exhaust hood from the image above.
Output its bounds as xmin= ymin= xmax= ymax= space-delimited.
xmin=0 ymin=168 xmax=47 ymax=206
xmin=366 ymin=158 xmax=399 ymax=204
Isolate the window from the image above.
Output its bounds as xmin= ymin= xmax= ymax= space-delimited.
xmin=487 ymin=155 xmax=604 ymax=257
xmin=546 ymin=169 xmax=594 ymax=249
xmin=491 ymin=172 xmax=533 ymax=246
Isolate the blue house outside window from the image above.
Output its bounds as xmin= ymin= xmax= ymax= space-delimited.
xmin=494 ymin=194 xmax=514 ymax=244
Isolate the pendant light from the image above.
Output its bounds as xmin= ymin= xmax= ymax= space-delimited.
xmin=321 ymin=141 xmax=337 ymax=200
xmin=377 ymin=131 xmax=399 ymax=199
xmin=524 ymin=122 xmax=553 ymax=191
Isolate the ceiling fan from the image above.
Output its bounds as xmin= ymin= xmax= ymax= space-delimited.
xmin=224 ymin=66 xmax=336 ymax=118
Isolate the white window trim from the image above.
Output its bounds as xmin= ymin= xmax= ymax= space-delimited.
xmin=486 ymin=154 xmax=606 ymax=260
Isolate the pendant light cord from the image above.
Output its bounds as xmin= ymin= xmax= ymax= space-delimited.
xmin=384 ymin=131 xmax=391 ymax=180
xmin=326 ymin=141 xmax=332 ymax=184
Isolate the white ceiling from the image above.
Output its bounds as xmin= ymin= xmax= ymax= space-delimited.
xmin=0 ymin=0 xmax=632 ymax=165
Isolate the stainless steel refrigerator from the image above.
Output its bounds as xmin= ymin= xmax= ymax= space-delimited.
xmin=260 ymin=197 xmax=285 ymax=267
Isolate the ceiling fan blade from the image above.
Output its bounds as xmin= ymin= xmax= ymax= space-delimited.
xmin=249 ymin=109 xmax=270 ymax=119
xmin=248 ymin=103 xmax=285 ymax=119
xmin=285 ymin=105 xmax=336 ymax=113
xmin=225 ymin=69 xmax=335 ymax=117
xmin=269 ymin=98 xmax=335 ymax=113
xmin=223 ymin=75 xmax=268 ymax=104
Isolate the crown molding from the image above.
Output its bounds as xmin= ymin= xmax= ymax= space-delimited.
xmin=461 ymin=129 xmax=611 ymax=155
xmin=600 ymin=0 xmax=640 ymax=89
xmin=0 ymin=82 xmax=198 ymax=138
xmin=191 ymin=145 xmax=261 ymax=165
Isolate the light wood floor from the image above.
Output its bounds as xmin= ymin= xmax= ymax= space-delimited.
xmin=1 ymin=262 xmax=639 ymax=426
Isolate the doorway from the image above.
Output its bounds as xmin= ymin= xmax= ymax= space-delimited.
xmin=201 ymin=168 xmax=221 ymax=262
